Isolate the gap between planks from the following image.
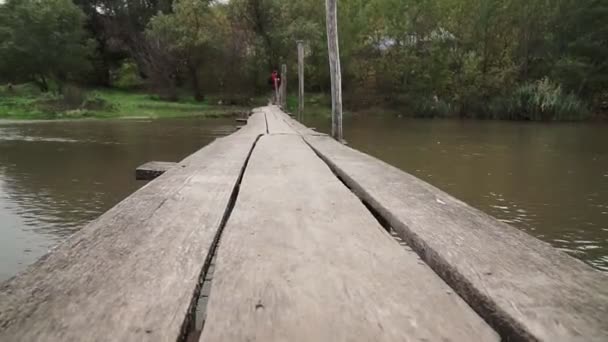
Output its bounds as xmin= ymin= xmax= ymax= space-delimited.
xmin=183 ymin=133 xmax=264 ymax=342
xmin=198 ymin=133 xmax=498 ymax=341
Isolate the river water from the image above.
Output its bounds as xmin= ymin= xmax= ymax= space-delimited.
xmin=0 ymin=116 xmax=607 ymax=281
xmin=0 ymin=118 xmax=235 ymax=281
xmin=305 ymin=115 xmax=608 ymax=273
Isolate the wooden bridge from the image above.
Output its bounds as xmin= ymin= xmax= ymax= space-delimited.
xmin=0 ymin=106 xmax=607 ymax=341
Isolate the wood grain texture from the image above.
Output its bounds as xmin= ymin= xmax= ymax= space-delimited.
xmin=136 ymin=161 xmax=177 ymax=180
xmin=200 ymin=135 xmax=498 ymax=342
xmin=0 ymin=116 xmax=266 ymax=341
xmin=280 ymin=64 xmax=287 ymax=108
xmin=233 ymin=111 xmax=267 ymax=137
xmin=297 ymin=41 xmax=305 ymax=120
xmin=325 ymin=0 xmax=343 ymax=140
xmin=304 ymin=135 xmax=608 ymax=342
xmin=268 ymin=107 xmax=324 ymax=137
xmin=265 ymin=106 xmax=297 ymax=134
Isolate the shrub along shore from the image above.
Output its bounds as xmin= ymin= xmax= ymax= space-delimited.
xmin=0 ymin=84 xmax=257 ymax=120
xmin=2 ymin=83 xmax=605 ymax=122
xmin=1 ymin=0 xmax=606 ymax=122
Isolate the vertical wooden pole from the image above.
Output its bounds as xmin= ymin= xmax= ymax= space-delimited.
xmin=297 ymin=41 xmax=305 ymax=121
xmin=274 ymin=78 xmax=279 ymax=105
xmin=280 ymin=64 xmax=287 ymax=108
xmin=325 ymin=0 xmax=343 ymax=141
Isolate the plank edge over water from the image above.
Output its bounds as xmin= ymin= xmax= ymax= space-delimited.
xmin=302 ymin=133 xmax=608 ymax=342
xmin=0 ymin=113 xmax=267 ymax=341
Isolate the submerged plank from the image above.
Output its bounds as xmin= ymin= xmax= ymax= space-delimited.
xmin=0 ymin=114 xmax=266 ymax=341
xmin=201 ymin=135 xmax=498 ymax=342
xmin=135 ymin=161 xmax=177 ymax=180
xmin=304 ymin=134 xmax=608 ymax=342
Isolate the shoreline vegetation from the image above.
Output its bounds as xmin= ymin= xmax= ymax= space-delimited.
xmin=1 ymin=0 xmax=606 ymax=123
xmin=285 ymin=93 xmax=607 ymax=122
xmin=0 ymin=84 xmax=257 ymax=120
xmin=2 ymin=85 xmax=603 ymax=123
xmin=2 ymin=84 xmax=605 ymax=122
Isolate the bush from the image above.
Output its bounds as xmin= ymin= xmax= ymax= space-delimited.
xmin=112 ymin=61 xmax=144 ymax=89
xmin=411 ymin=96 xmax=453 ymax=118
xmin=0 ymin=83 xmax=42 ymax=97
xmin=62 ymin=84 xmax=88 ymax=108
xmin=34 ymin=86 xmax=113 ymax=113
xmin=206 ymin=94 xmax=255 ymax=106
xmin=82 ymin=97 xmax=114 ymax=111
xmin=501 ymin=78 xmax=590 ymax=121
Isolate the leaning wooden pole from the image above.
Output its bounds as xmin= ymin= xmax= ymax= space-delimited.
xmin=325 ymin=0 xmax=343 ymax=140
xmin=297 ymin=41 xmax=305 ymax=121
xmin=280 ymin=64 xmax=287 ymax=108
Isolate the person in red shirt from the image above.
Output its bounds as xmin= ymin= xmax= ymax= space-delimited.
xmin=268 ymin=70 xmax=281 ymax=104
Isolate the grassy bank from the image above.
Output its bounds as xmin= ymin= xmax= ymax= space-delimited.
xmin=0 ymin=84 xmax=254 ymax=120
xmin=285 ymin=93 xmax=333 ymax=118
xmin=286 ymin=88 xmax=600 ymax=122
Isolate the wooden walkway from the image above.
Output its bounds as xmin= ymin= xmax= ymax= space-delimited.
xmin=1 ymin=106 xmax=607 ymax=341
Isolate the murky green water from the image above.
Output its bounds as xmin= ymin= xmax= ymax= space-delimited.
xmin=1 ymin=115 xmax=607 ymax=281
xmin=0 ymin=118 xmax=234 ymax=281
xmin=305 ymin=115 xmax=608 ymax=272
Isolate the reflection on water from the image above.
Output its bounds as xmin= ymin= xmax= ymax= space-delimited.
xmin=0 ymin=118 xmax=233 ymax=281
xmin=305 ymin=114 xmax=608 ymax=272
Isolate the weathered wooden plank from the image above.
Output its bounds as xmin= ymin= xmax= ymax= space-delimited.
xmin=284 ymin=114 xmax=326 ymax=136
xmin=135 ymin=161 xmax=177 ymax=180
xmin=265 ymin=106 xmax=297 ymax=134
xmin=266 ymin=106 xmax=324 ymax=136
xmin=200 ymin=135 xmax=498 ymax=342
xmin=0 ymin=115 xmax=266 ymax=341
xmin=232 ymin=111 xmax=267 ymax=137
xmin=304 ymin=134 xmax=608 ymax=342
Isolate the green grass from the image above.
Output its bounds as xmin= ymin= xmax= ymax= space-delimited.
xmin=0 ymin=96 xmax=51 ymax=119
xmin=285 ymin=93 xmax=333 ymax=118
xmin=0 ymin=85 xmax=250 ymax=120
xmin=88 ymin=90 xmax=239 ymax=119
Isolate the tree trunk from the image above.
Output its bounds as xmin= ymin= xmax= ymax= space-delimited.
xmin=190 ymin=64 xmax=204 ymax=102
xmin=36 ymin=75 xmax=49 ymax=92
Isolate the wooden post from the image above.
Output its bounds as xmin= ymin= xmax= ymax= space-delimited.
xmin=274 ymin=78 xmax=280 ymax=105
xmin=297 ymin=41 xmax=305 ymax=121
xmin=280 ymin=64 xmax=287 ymax=108
xmin=325 ymin=0 xmax=343 ymax=141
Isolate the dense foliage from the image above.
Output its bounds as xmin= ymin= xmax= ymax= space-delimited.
xmin=0 ymin=0 xmax=94 ymax=91
xmin=0 ymin=0 xmax=606 ymax=119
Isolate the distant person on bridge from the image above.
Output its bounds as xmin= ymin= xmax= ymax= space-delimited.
xmin=268 ymin=70 xmax=281 ymax=104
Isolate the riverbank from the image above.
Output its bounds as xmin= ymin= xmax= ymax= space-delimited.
xmin=0 ymin=85 xmax=255 ymax=120
xmin=286 ymin=93 xmax=607 ymax=122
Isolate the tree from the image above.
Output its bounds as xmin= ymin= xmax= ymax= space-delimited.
xmin=0 ymin=0 xmax=95 ymax=92
xmin=550 ymin=0 xmax=608 ymax=103
xmin=147 ymin=0 xmax=220 ymax=101
xmin=67 ymin=0 xmax=175 ymax=86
